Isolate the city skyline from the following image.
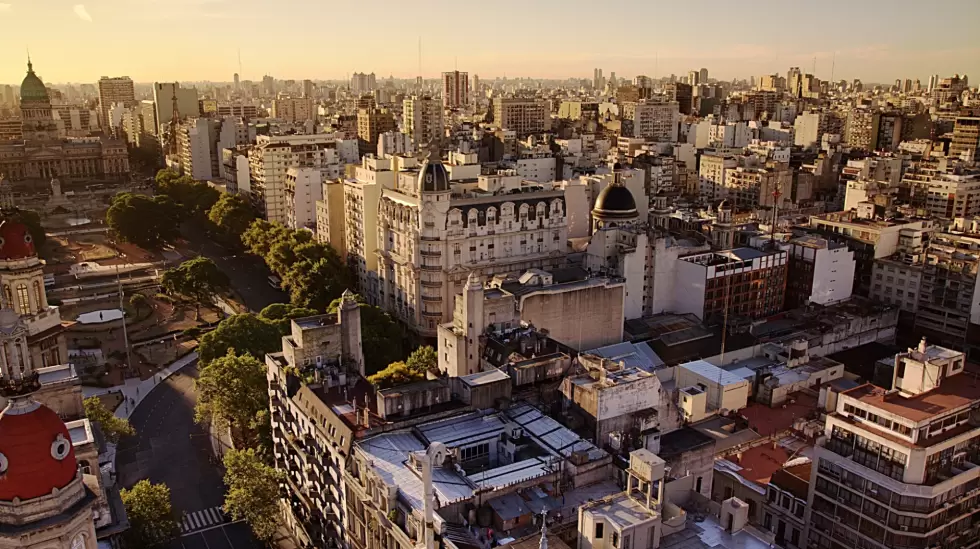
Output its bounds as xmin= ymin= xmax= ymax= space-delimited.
xmin=1 ymin=0 xmax=979 ymax=85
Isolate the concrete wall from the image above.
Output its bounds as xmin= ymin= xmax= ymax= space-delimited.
xmin=519 ymin=283 xmax=625 ymax=350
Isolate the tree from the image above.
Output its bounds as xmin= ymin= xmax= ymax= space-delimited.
xmin=7 ymin=209 xmax=46 ymax=250
xmin=106 ymin=193 xmax=181 ymax=249
xmin=83 ymin=397 xmax=134 ymax=443
xmin=129 ymin=293 xmax=150 ymax=317
xmin=406 ymin=345 xmax=437 ymax=376
xmin=328 ymin=294 xmax=404 ymax=375
xmin=154 ymin=168 xmax=180 ymax=189
xmin=195 ymin=350 xmax=268 ymax=434
xmin=121 ymin=480 xmax=178 ymax=548
xmin=258 ymin=303 xmax=317 ymax=336
xmin=197 ymin=313 xmax=282 ymax=366
xmin=367 ymin=361 xmax=424 ymax=389
xmin=241 ymin=220 xmax=290 ymax=258
xmin=161 ymin=257 xmax=230 ymax=319
xmin=283 ymin=257 xmax=349 ymax=311
xmin=265 ymin=231 xmax=316 ymax=277
xmin=223 ymin=448 xmax=284 ymax=542
xmin=157 ymin=173 xmax=219 ymax=216
xmin=207 ymin=193 xmax=257 ymax=238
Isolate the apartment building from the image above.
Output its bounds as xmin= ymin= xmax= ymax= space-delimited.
xmin=724 ymin=165 xmax=791 ymax=209
xmin=919 ymin=173 xmax=980 ymax=219
xmin=442 ymin=70 xmax=469 ymax=109
xmin=266 ymin=297 xmax=365 ymax=548
xmin=763 ymin=462 xmax=810 ymax=549
xmin=356 ymin=107 xmax=396 ymax=156
xmin=807 ymin=211 xmax=935 ymax=297
xmin=97 ymin=76 xmax=135 ymax=131
xmin=248 ymin=134 xmax=353 ymax=223
xmin=844 ymin=108 xmax=881 ymax=151
xmin=782 ymin=236 xmax=855 ymax=309
xmin=493 ymin=98 xmax=549 ymax=136
xmin=174 ymin=118 xmax=217 ymax=180
xmin=869 ymin=226 xmax=930 ymax=315
xmin=376 ymin=157 xmax=568 ymax=336
xmin=949 ymin=117 xmax=980 ymax=160
xmin=698 ymin=153 xmax=737 ymax=200
xmin=315 ymin=179 xmax=346 ymax=260
xmin=914 ymin=229 xmax=980 ymax=354
xmin=271 ymin=97 xmax=315 ymax=123
xmin=806 ymin=341 xmax=979 ymax=549
xmin=578 ymin=450 xmax=665 ymax=549
xmin=674 ymin=247 xmax=788 ymax=322
xmin=284 ymin=167 xmax=327 ymax=230
xmin=216 ymin=103 xmax=258 ymax=119
xmin=625 ymin=100 xmax=679 ymax=142
xmin=402 ymin=95 xmax=444 ymax=146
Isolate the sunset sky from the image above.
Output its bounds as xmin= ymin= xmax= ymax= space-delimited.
xmin=1 ymin=0 xmax=979 ymax=86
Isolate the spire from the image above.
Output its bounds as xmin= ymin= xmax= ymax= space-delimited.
xmin=26 ymin=49 xmax=32 ymax=73
xmin=539 ymin=509 xmax=548 ymax=549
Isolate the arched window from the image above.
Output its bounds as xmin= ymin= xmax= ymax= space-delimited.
xmin=15 ymin=284 xmax=29 ymax=315
xmin=33 ymin=280 xmax=43 ymax=310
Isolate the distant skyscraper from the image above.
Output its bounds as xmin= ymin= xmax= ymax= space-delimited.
xmin=473 ymin=74 xmax=480 ymax=93
xmin=699 ymin=68 xmax=708 ymax=84
xmin=98 ymin=76 xmax=135 ymax=131
xmin=688 ymin=70 xmax=699 ymax=86
xmin=609 ymin=72 xmax=617 ymax=87
xmin=441 ymin=70 xmax=469 ymax=109
xmin=303 ymin=79 xmax=314 ymax=98
xmin=233 ymin=73 xmax=240 ymax=90
xmin=593 ymin=68 xmax=603 ymax=90
xmin=351 ymin=72 xmax=377 ymax=95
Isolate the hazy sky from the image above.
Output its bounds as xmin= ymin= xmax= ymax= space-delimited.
xmin=1 ymin=0 xmax=979 ymax=86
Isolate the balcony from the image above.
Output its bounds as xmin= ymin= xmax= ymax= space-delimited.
xmin=420 ymin=250 xmax=441 ymax=257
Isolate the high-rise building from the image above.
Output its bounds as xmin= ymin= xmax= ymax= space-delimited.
xmin=806 ymin=341 xmax=978 ymax=549
xmin=493 ymin=97 xmax=549 ymax=136
xmin=699 ymin=67 xmax=708 ymax=84
xmin=949 ymin=117 xmax=980 ymax=160
xmin=844 ymin=108 xmax=882 ymax=151
xmin=174 ymin=117 xmax=218 ymax=181
xmin=441 ymin=70 xmax=469 ymax=109
xmin=625 ymin=100 xmax=679 ymax=142
xmin=97 ymin=76 xmax=135 ymax=132
xmin=402 ymin=95 xmax=443 ymax=146
xmin=674 ymin=247 xmax=788 ymax=321
xmin=787 ymin=67 xmax=802 ymax=96
xmin=355 ymin=107 xmax=395 ymax=156
xmin=914 ymin=228 xmax=980 ymax=349
xmin=665 ymin=82 xmax=693 ymax=115
xmin=302 ymin=79 xmax=314 ymax=98
xmin=271 ymin=97 xmax=314 ymax=122
xmin=233 ymin=72 xmax=239 ymax=90
xmin=152 ymin=82 xmax=200 ymax=135
xmin=350 ymin=72 xmax=376 ymax=95
xmin=688 ymin=70 xmax=700 ymax=86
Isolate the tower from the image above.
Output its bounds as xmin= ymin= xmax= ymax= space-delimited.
xmin=338 ymin=290 xmax=365 ymax=376
xmin=166 ymin=82 xmax=181 ymax=156
xmin=712 ymin=200 xmax=735 ymax=250
xmin=461 ymin=272 xmax=484 ymax=376
xmin=19 ymin=58 xmax=59 ymax=142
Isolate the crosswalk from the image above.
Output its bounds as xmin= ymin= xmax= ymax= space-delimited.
xmin=180 ymin=506 xmax=228 ymax=535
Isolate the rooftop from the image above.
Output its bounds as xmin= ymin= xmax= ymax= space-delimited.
xmin=680 ymin=360 xmax=750 ymax=387
xmin=717 ymin=443 xmax=792 ymax=488
xmin=585 ymin=341 xmax=665 ymax=372
xmin=739 ymin=391 xmax=819 ymax=437
xmin=842 ymin=372 xmax=980 ymax=423
xmin=581 ymin=493 xmax=659 ymax=528
xmin=658 ymin=427 xmax=715 ymax=461
xmin=660 ymin=512 xmax=771 ymax=549
xmin=458 ymin=368 xmax=511 ymax=387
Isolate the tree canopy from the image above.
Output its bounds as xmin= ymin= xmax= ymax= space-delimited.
xmin=106 ymin=192 xmax=181 ymax=249
xmin=328 ymin=294 xmax=404 ymax=375
xmin=257 ymin=303 xmax=317 ymax=336
xmin=195 ymin=350 xmax=268 ymax=435
xmin=162 ymin=257 xmax=230 ymax=318
xmin=207 ymin=193 xmax=257 ymax=238
xmin=83 ymin=396 xmax=134 ymax=444
xmin=223 ymin=448 xmax=284 ymax=542
xmin=406 ymin=345 xmax=437 ymax=376
xmin=155 ymin=169 xmax=220 ymax=216
xmin=120 ymin=480 xmax=178 ymax=548
xmin=197 ymin=313 xmax=282 ymax=366
xmin=367 ymin=361 xmax=425 ymax=389
xmin=241 ymin=220 xmax=290 ymax=258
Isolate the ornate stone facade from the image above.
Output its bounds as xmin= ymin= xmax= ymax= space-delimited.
xmin=0 ymin=60 xmax=129 ymax=182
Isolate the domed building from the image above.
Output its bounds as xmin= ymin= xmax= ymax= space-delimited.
xmin=591 ymin=180 xmax=639 ymax=232
xmin=0 ymin=59 xmax=129 ymax=182
xmin=0 ymin=307 xmax=99 ymax=549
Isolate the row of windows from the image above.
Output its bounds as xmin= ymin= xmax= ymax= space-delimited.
xmin=459 ymin=442 xmax=490 ymax=462
xmin=843 ymin=403 xmax=913 ymax=436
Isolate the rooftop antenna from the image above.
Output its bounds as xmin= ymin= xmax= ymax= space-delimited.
xmin=812 ymin=56 xmax=816 ymax=76
xmin=830 ymin=52 xmax=836 ymax=83
xmin=418 ymin=36 xmax=423 ymax=93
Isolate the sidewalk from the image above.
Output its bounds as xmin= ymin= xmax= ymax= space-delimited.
xmin=82 ymin=351 xmax=199 ymax=420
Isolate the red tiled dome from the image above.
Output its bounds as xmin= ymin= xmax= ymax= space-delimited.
xmin=0 ymin=401 xmax=78 ymax=501
xmin=0 ymin=220 xmax=36 ymax=261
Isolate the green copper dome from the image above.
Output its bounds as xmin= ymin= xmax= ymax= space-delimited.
xmin=20 ymin=60 xmax=49 ymax=102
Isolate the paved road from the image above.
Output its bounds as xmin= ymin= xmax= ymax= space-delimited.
xmin=115 ymin=362 xmax=262 ymax=549
xmin=181 ymin=224 xmax=287 ymax=313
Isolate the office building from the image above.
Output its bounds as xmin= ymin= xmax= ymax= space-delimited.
xmin=216 ymin=103 xmax=258 ymax=119
xmin=665 ymin=83 xmax=693 ymax=115
xmin=674 ymin=248 xmax=788 ymax=322
xmin=493 ymin=98 xmax=549 ymax=136
xmin=350 ymin=72 xmax=376 ymax=95
xmin=97 ymin=76 xmax=135 ymax=132
xmin=152 ymin=82 xmax=199 ymax=135
xmin=806 ymin=341 xmax=978 ymax=549
xmin=441 ymin=70 xmax=469 ymax=109
xmin=402 ymin=95 xmax=443 ymax=146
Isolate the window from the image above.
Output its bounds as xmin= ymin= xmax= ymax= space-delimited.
xmin=15 ymin=284 xmax=29 ymax=314
xmin=612 ymin=532 xmax=619 ymax=547
xmin=595 ymin=523 xmax=604 ymax=539
xmin=32 ymin=280 xmax=42 ymax=310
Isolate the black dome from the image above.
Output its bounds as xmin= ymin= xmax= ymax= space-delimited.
xmin=419 ymin=159 xmax=450 ymax=193
xmin=592 ymin=184 xmax=638 ymax=219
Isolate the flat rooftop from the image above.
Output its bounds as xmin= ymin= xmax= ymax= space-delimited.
xmin=843 ymin=373 xmax=980 ymax=423
xmin=582 ymin=493 xmax=659 ymax=529
xmin=739 ymin=391 xmax=819 ymax=437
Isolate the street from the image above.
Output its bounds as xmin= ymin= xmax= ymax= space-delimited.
xmin=115 ymin=362 xmax=262 ymax=549
xmin=181 ymin=224 xmax=287 ymax=313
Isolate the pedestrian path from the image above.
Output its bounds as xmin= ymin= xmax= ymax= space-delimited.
xmin=180 ymin=506 xmax=228 ymax=535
